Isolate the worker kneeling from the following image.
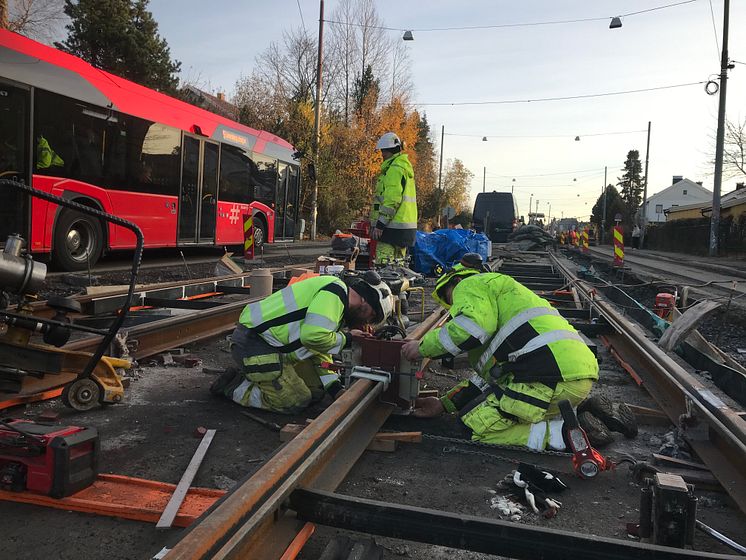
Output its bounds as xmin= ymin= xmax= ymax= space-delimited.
xmin=401 ymin=259 xmax=599 ymax=450
xmin=212 ymin=274 xmax=393 ymax=414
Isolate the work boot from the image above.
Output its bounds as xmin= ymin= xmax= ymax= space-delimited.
xmin=578 ymin=395 xmax=638 ymax=438
xmin=578 ymin=411 xmax=614 ymax=448
xmin=209 ymin=367 xmax=243 ymax=397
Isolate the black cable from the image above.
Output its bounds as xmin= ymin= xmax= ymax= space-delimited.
xmin=419 ymin=81 xmax=704 ymax=107
xmin=325 ymin=0 xmax=698 ymax=33
xmin=0 ymin=179 xmax=144 ymax=382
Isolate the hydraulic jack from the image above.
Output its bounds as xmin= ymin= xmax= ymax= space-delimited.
xmin=339 ymin=334 xmax=422 ymax=412
xmin=0 ymin=179 xmax=143 ymax=411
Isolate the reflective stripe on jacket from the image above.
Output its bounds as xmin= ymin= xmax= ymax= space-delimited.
xmin=370 ymin=152 xmax=417 ymax=247
xmin=419 ymin=273 xmax=598 ymax=386
xmin=237 ymin=276 xmax=348 ymax=389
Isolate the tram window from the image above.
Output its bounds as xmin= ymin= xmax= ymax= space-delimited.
xmin=219 ymin=144 xmax=253 ymax=203
xmin=105 ymin=117 xmax=181 ymax=196
xmin=252 ymin=153 xmax=277 ymax=205
xmin=34 ymin=89 xmax=105 ymax=184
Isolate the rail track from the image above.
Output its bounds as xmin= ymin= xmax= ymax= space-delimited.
xmin=9 ymin=249 xmax=743 ymax=558
xmin=151 ymin=251 xmax=744 ymax=559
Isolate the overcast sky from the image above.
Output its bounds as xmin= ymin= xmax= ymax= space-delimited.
xmin=149 ymin=0 xmax=746 ymax=220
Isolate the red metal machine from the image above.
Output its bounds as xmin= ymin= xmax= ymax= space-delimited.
xmin=0 ymin=419 xmax=98 ymax=497
xmin=559 ymin=400 xmax=613 ymax=479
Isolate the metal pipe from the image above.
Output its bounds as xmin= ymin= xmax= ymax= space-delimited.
xmin=696 ymin=520 xmax=746 ymax=554
xmin=640 ymin=121 xmax=651 ymax=249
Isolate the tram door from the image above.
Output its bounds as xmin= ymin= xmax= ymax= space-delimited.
xmin=0 ymin=82 xmax=31 ymax=241
xmin=178 ymin=135 xmax=218 ymax=244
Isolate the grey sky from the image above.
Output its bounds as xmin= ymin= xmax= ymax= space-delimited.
xmin=150 ymin=0 xmax=745 ymax=220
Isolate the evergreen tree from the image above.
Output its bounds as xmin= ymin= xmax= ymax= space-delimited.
xmin=57 ymin=0 xmax=180 ymax=93
xmin=591 ymin=184 xmax=626 ymax=240
xmin=617 ymin=150 xmax=645 ymax=222
xmin=352 ymin=64 xmax=379 ymax=114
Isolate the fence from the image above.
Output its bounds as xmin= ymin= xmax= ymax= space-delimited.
xmin=644 ymin=215 xmax=746 ymax=255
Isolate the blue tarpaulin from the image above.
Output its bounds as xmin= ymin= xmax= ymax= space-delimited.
xmin=412 ymin=229 xmax=491 ymax=275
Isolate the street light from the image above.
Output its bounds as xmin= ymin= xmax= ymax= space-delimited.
xmin=609 ymin=16 xmax=622 ymax=29
xmin=403 ymin=30 xmax=414 ymax=41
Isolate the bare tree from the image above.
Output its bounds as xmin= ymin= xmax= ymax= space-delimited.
xmin=327 ymin=0 xmax=357 ymax=121
xmin=354 ymin=0 xmax=390 ymax=101
xmin=5 ymin=0 xmax=66 ymax=43
xmin=389 ymin=38 xmax=413 ymax=104
xmin=708 ymin=117 xmax=746 ymax=181
xmin=723 ymin=118 xmax=746 ymax=179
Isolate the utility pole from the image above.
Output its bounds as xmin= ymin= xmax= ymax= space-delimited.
xmin=709 ymin=0 xmax=731 ymax=256
xmin=528 ymin=193 xmax=533 ymax=224
xmin=601 ymin=166 xmax=608 ymax=244
xmin=437 ymin=125 xmax=445 ymax=227
xmin=309 ymin=0 xmax=324 ymax=241
xmin=482 ymin=166 xmax=486 ymax=193
xmin=639 ymin=121 xmax=651 ymax=249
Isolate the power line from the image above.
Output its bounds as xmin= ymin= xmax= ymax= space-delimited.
xmin=296 ymin=0 xmax=307 ymax=32
xmin=707 ymin=0 xmax=720 ymax=60
xmin=446 ymin=129 xmax=646 ymax=139
xmin=487 ymin=168 xmax=603 ymax=178
xmin=420 ymin=81 xmax=704 ymax=106
xmin=324 ymin=0 xmax=698 ymax=33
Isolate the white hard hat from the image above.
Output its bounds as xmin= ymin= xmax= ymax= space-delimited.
xmin=375 ymin=132 xmax=402 ymax=151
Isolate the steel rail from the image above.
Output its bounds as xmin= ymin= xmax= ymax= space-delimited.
xmin=161 ymin=378 xmax=389 ymax=560
xmin=290 ymin=488 xmax=743 ymax=560
xmin=160 ymin=306 xmax=446 ymax=559
xmin=64 ymin=298 xmax=256 ymax=360
xmin=31 ymin=261 xmax=316 ymax=319
xmin=550 ymin=252 xmax=746 ymax=513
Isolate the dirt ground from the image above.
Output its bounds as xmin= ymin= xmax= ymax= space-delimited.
xmin=2 ymin=252 xmax=745 ymax=559
xmin=2 ymin=332 xmax=744 ymax=558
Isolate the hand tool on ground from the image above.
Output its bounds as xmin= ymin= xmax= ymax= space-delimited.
xmin=0 ymin=418 xmax=98 ymax=497
xmin=240 ymin=411 xmax=282 ymax=432
xmin=558 ymin=399 xmax=613 ymax=479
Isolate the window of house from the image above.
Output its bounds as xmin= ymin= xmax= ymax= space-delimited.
xmin=655 ymin=204 xmax=663 ymax=213
xmin=683 ymin=189 xmax=687 ymax=195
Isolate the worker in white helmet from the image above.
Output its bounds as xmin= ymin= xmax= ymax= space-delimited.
xmin=370 ymin=132 xmax=418 ymax=265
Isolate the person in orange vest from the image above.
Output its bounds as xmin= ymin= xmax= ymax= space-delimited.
xmin=569 ymin=226 xmax=578 ymax=247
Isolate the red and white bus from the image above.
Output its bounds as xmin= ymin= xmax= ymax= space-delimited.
xmin=0 ymin=30 xmax=300 ymax=271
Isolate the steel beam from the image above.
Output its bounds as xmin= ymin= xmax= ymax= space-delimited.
xmin=289 ymin=488 xmax=742 ymax=560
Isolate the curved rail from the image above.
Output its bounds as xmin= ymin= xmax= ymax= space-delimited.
xmin=550 ymin=251 xmax=746 ymax=513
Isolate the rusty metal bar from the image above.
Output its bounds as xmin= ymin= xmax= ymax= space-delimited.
xmin=550 ymin=252 xmax=746 ymax=513
xmin=162 ymin=379 xmax=389 ymax=560
xmin=65 ymin=298 xmax=255 ymax=360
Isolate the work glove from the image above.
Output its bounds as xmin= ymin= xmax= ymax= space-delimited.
xmin=508 ymin=463 xmax=566 ymax=518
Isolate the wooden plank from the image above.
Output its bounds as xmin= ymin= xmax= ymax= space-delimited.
xmin=570 ymin=287 xmax=583 ymax=310
xmin=625 ymin=403 xmax=672 ymax=426
xmin=652 ymin=453 xmax=710 ymax=472
xmin=372 ymin=431 xmax=422 ymax=443
xmin=280 ymin=425 xmax=419 ymax=449
xmin=157 ymin=429 xmax=216 ymax=529
xmin=417 ymin=389 xmax=439 ymax=398
xmin=658 ymin=300 xmax=721 ymax=351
